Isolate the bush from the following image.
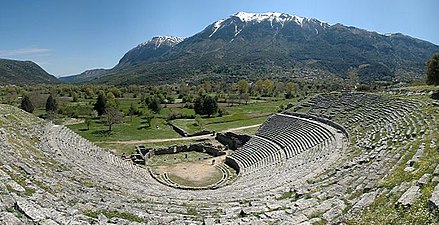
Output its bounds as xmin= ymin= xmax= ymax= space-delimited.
xmin=218 ymin=108 xmax=229 ymax=117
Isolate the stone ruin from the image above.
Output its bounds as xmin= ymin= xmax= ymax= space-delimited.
xmin=129 ymin=142 xmax=227 ymax=166
xmin=215 ymin=132 xmax=251 ymax=150
xmin=0 ymin=92 xmax=438 ymax=224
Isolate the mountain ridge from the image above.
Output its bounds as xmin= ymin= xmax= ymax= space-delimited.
xmin=0 ymin=58 xmax=59 ymax=85
xmin=61 ymin=12 xmax=439 ymax=85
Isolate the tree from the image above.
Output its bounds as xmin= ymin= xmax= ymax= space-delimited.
xmin=20 ymin=95 xmax=34 ymax=113
xmin=197 ymin=87 xmax=206 ymax=96
xmin=84 ymin=117 xmax=92 ymax=130
xmin=240 ymin=93 xmax=250 ymax=104
xmin=194 ymin=115 xmax=203 ymax=127
xmin=194 ymin=96 xmax=204 ymax=115
xmin=106 ymin=92 xmax=118 ymax=108
xmin=255 ymin=79 xmax=264 ymax=94
xmin=45 ymin=95 xmax=58 ymax=114
xmin=285 ymin=82 xmax=297 ymax=99
xmin=203 ymin=81 xmax=212 ymax=93
xmin=148 ymin=98 xmax=161 ymax=114
xmin=127 ymin=103 xmax=138 ymax=120
xmin=202 ymin=95 xmax=218 ymax=117
xmin=85 ymin=88 xmax=94 ymax=99
xmin=166 ymin=95 xmax=175 ymax=104
xmin=263 ymin=79 xmax=274 ymax=96
xmin=143 ymin=109 xmax=153 ymax=127
xmin=108 ymin=87 xmax=122 ymax=98
xmin=426 ymin=54 xmax=439 ymax=85
xmin=101 ymin=107 xmax=123 ymax=131
xmin=237 ymin=79 xmax=249 ymax=94
xmin=71 ymin=92 xmax=79 ymax=102
xmin=29 ymin=91 xmax=44 ymax=108
xmin=94 ymin=91 xmax=107 ymax=116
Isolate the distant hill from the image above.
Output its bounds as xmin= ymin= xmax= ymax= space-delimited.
xmin=62 ymin=12 xmax=439 ymax=85
xmin=59 ymin=69 xmax=108 ymax=83
xmin=0 ymin=58 xmax=58 ymax=85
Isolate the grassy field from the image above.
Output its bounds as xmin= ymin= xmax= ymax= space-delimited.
xmin=0 ymin=90 xmax=293 ymax=155
xmin=67 ymin=98 xmax=291 ymax=140
xmin=68 ymin=116 xmax=180 ymax=142
xmin=63 ymin=97 xmax=294 ymax=155
xmin=171 ymin=99 xmax=291 ymax=134
xmin=148 ymin=151 xmax=213 ymax=166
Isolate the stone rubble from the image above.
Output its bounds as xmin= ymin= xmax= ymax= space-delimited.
xmin=0 ymin=92 xmax=437 ymax=224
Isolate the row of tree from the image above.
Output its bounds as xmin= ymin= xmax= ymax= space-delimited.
xmin=21 ymin=94 xmax=57 ymax=114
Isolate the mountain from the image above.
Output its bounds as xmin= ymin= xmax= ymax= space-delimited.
xmin=0 ymin=58 xmax=59 ymax=85
xmin=59 ymin=68 xmax=108 ymax=83
xmin=60 ymin=36 xmax=184 ymax=83
xmin=63 ymin=12 xmax=439 ymax=85
xmin=117 ymin=36 xmax=184 ymax=67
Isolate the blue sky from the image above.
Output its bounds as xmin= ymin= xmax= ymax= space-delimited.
xmin=0 ymin=0 xmax=438 ymax=77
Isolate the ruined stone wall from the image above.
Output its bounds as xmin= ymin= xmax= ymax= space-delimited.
xmin=168 ymin=123 xmax=188 ymax=137
xmin=216 ymin=132 xmax=251 ymax=150
xmin=137 ymin=143 xmax=225 ymax=159
xmin=225 ymin=157 xmax=240 ymax=173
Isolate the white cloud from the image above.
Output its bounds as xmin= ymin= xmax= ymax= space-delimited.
xmin=0 ymin=48 xmax=52 ymax=56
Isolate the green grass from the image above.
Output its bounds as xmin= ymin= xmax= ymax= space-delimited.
xmin=67 ymin=116 xmax=179 ymax=142
xmin=186 ymin=207 xmax=198 ymax=216
xmin=276 ymin=191 xmax=295 ymax=200
xmin=346 ymin=122 xmax=439 ymax=224
xmin=83 ymin=209 xmax=145 ymax=222
xmin=67 ymin=99 xmax=291 ymax=140
xmin=148 ymin=151 xmax=213 ymax=167
xmin=171 ymin=99 xmax=291 ymax=134
xmin=1 ymin=167 xmax=35 ymax=196
xmin=232 ymin=126 xmax=259 ymax=136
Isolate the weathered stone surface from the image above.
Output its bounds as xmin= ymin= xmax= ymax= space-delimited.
xmin=0 ymin=92 xmax=435 ymax=224
xmin=397 ymin=185 xmax=420 ymax=207
xmin=279 ymin=214 xmax=308 ymax=225
xmin=404 ymin=166 xmax=416 ymax=172
xmin=350 ymin=191 xmax=378 ymax=214
xmin=39 ymin=219 xmax=60 ymax=225
xmin=428 ymin=183 xmax=439 ymax=213
xmin=417 ymin=173 xmax=431 ymax=187
xmin=323 ymin=207 xmax=343 ymax=222
xmin=17 ymin=163 xmax=35 ymax=176
xmin=293 ymin=198 xmax=319 ymax=211
xmin=434 ymin=165 xmax=439 ymax=176
xmin=7 ymin=180 xmax=25 ymax=192
xmin=15 ymin=200 xmax=46 ymax=222
xmin=203 ymin=217 xmax=216 ymax=225
xmin=266 ymin=202 xmax=282 ymax=211
xmin=0 ymin=212 xmax=22 ymax=225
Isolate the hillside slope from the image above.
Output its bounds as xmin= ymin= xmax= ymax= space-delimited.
xmin=63 ymin=12 xmax=439 ymax=85
xmin=0 ymin=58 xmax=58 ymax=85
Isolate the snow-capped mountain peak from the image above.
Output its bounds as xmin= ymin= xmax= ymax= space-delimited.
xmin=232 ymin=12 xmax=311 ymax=26
xmin=138 ymin=36 xmax=184 ymax=49
xmin=204 ymin=12 xmax=329 ymax=39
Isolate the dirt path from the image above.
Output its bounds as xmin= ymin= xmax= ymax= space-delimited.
xmin=63 ymin=118 xmax=84 ymax=125
xmin=96 ymin=123 xmax=261 ymax=145
xmin=224 ymin=124 xmax=261 ymax=132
